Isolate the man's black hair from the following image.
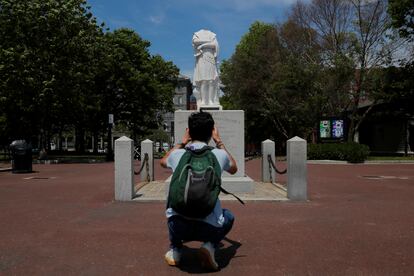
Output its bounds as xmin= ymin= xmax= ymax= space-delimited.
xmin=188 ymin=111 xmax=214 ymax=143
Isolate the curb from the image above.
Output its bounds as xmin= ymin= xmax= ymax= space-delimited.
xmin=307 ymin=160 xmax=414 ymax=164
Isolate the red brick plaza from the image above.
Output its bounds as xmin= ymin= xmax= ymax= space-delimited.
xmin=1 ymin=159 xmax=413 ymax=275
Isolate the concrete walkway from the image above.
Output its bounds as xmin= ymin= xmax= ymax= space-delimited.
xmin=1 ymin=160 xmax=414 ymax=275
xmin=134 ymin=181 xmax=287 ymax=202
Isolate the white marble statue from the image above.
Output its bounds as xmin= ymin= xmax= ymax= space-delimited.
xmin=192 ymin=29 xmax=221 ymax=109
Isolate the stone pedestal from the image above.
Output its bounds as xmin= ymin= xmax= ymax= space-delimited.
xmin=171 ymin=110 xmax=254 ymax=193
xmin=199 ymin=105 xmax=222 ymax=111
xmin=287 ymin=136 xmax=307 ymax=201
xmin=141 ymin=139 xmax=154 ymax=182
xmin=262 ymin=139 xmax=276 ymax=183
xmin=114 ymin=136 xmax=134 ymax=201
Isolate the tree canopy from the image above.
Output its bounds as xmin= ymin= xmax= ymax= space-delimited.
xmin=221 ymin=0 xmax=408 ymax=143
xmin=388 ymin=0 xmax=414 ymax=38
xmin=0 ymin=0 xmax=178 ymax=151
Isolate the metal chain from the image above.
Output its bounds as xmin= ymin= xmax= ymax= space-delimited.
xmin=145 ymin=154 xmax=150 ymax=182
xmin=267 ymin=154 xmax=287 ymax=174
xmin=268 ymin=156 xmax=274 ymax=184
xmin=134 ymin=153 xmax=149 ymax=176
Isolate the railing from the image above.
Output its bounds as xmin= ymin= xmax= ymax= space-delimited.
xmin=262 ymin=137 xmax=307 ymax=201
xmin=267 ymin=154 xmax=287 ymax=185
xmin=134 ymin=153 xmax=150 ymax=182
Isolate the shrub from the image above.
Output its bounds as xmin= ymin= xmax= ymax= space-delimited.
xmin=308 ymin=143 xmax=370 ymax=163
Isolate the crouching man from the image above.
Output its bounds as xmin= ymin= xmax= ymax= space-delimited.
xmin=160 ymin=111 xmax=238 ymax=271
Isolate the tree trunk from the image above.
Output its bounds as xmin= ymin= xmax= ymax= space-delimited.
xmin=93 ymin=131 xmax=99 ymax=154
xmin=58 ymin=129 xmax=63 ymax=151
xmin=75 ymin=126 xmax=85 ymax=153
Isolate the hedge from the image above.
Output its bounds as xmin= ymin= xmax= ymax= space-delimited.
xmin=308 ymin=143 xmax=370 ymax=163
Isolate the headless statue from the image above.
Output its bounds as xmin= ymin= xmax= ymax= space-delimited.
xmin=192 ymin=29 xmax=221 ymax=109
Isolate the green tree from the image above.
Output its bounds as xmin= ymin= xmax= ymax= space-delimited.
xmin=97 ymin=29 xmax=179 ymax=142
xmin=0 ymin=1 xmax=179 ymax=152
xmin=221 ymin=22 xmax=281 ymax=142
xmin=221 ymin=21 xmax=325 ymax=143
xmin=0 ymin=0 xmax=102 ymax=150
xmin=291 ymin=0 xmax=399 ymax=142
xmin=388 ymin=0 xmax=414 ymax=38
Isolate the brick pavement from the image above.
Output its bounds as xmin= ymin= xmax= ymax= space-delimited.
xmin=0 ymin=160 xmax=414 ymax=275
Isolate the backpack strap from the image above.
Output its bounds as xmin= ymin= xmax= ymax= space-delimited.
xmin=190 ymin=145 xmax=245 ymax=205
xmin=220 ymin=187 xmax=245 ymax=205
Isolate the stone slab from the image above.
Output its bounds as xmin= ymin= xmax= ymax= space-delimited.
xmin=151 ymin=179 xmax=282 ymax=201
xmin=174 ymin=110 xmax=246 ymax=178
xmin=221 ymin=176 xmax=255 ymax=193
xmin=164 ymin=174 xmax=254 ymax=194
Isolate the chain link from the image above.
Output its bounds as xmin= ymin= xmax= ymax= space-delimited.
xmin=268 ymin=156 xmax=274 ymax=184
xmin=145 ymin=154 xmax=150 ymax=182
xmin=134 ymin=153 xmax=149 ymax=179
xmin=267 ymin=154 xmax=287 ymax=180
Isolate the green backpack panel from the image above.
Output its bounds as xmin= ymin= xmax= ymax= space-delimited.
xmin=167 ymin=146 xmax=222 ymax=218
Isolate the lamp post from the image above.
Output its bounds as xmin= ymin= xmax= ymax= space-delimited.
xmin=106 ymin=114 xmax=114 ymax=161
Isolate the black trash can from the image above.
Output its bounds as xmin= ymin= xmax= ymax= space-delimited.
xmin=10 ymin=140 xmax=33 ymax=173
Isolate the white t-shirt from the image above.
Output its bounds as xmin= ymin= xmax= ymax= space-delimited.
xmin=165 ymin=142 xmax=231 ymax=227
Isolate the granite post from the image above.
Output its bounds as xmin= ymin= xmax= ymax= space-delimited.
xmin=114 ymin=136 xmax=134 ymax=201
xmin=262 ymin=139 xmax=276 ymax=183
xmin=287 ymin=136 xmax=307 ymax=201
xmin=141 ymin=139 xmax=154 ymax=182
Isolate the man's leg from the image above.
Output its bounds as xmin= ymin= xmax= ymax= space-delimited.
xmin=208 ymin=209 xmax=235 ymax=245
xmin=167 ymin=215 xmax=194 ymax=249
xmin=166 ymin=211 xmax=235 ymax=269
xmin=165 ymin=215 xmax=195 ymax=266
xmin=197 ymin=209 xmax=235 ymax=271
xmin=168 ymin=210 xmax=235 ymax=246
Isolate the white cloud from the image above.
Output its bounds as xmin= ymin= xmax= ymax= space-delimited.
xmin=149 ymin=14 xmax=165 ymax=25
xmin=178 ymin=0 xmax=298 ymax=12
xmin=227 ymin=0 xmax=299 ymax=10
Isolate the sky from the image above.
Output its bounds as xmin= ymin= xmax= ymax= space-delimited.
xmin=87 ymin=0 xmax=296 ymax=79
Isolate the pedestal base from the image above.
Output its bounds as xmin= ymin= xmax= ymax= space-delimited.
xmin=165 ymin=175 xmax=254 ymax=194
xmin=221 ymin=176 xmax=254 ymax=193
xmin=199 ymin=105 xmax=222 ymax=111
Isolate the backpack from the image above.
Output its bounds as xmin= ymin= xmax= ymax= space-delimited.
xmin=167 ymin=146 xmax=244 ymax=219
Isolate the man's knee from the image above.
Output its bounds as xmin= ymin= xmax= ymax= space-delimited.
xmin=223 ymin=209 xmax=234 ymax=224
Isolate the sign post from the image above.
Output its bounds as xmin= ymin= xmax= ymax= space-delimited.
xmin=106 ymin=114 xmax=114 ymax=161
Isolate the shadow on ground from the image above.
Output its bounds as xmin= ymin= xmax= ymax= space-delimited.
xmin=176 ymin=238 xmax=243 ymax=273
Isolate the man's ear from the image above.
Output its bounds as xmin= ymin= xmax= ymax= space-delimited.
xmin=186 ymin=128 xmax=192 ymax=139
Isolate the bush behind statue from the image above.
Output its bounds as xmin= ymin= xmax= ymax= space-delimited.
xmin=308 ymin=143 xmax=370 ymax=163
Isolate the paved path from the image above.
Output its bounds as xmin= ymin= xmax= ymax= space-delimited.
xmin=1 ymin=160 xmax=414 ymax=275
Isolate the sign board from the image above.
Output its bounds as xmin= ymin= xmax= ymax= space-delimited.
xmin=319 ymin=118 xmax=345 ymax=141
